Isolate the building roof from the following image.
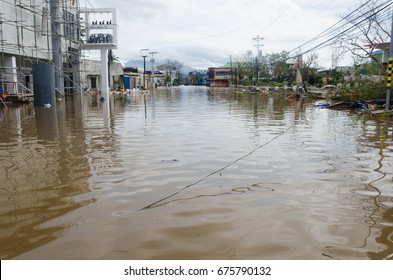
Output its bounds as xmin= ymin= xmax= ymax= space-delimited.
xmin=373 ymin=42 xmax=390 ymax=50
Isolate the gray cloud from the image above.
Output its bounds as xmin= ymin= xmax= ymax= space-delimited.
xmin=83 ymin=0 xmax=360 ymax=68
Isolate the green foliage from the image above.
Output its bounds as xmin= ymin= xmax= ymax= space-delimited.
xmin=307 ymin=69 xmax=321 ymax=85
xmin=165 ymin=75 xmax=171 ymax=85
xmin=233 ymin=51 xmax=290 ymax=86
xmin=335 ymin=80 xmax=387 ymax=101
xmin=361 ymin=61 xmax=383 ymax=75
xmin=332 ymin=70 xmax=345 ymax=84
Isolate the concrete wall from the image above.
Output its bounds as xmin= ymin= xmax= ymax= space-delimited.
xmin=81 ymin=59 xmax=124 ymax=90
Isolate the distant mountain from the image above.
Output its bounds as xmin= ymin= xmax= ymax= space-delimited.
xmin=124 ymin=60 xmax=145 ymax=69
xmin=181 ymin=65 xmax=197 ymax=74
xmin=124 ymin=59 xmax=196 ymax=74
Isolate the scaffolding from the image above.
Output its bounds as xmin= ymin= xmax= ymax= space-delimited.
xmin=0 ymin=0 xmax=84 ymax=98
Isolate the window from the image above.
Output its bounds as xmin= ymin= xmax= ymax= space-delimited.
xmin=63 ymin=10 xmax=76 ymax=41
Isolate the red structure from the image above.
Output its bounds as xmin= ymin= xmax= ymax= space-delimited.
xmin=208 ymin=68 xmax=233 ymax=87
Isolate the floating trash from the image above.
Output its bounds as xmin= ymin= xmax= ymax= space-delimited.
xmin=314 ymin=100 xmax=330 ymax=108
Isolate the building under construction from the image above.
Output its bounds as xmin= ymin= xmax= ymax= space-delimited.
xmin=0 ymin=1 xmax=117 ymax=102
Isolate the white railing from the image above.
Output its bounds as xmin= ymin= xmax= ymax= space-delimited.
xmin=2 ymin=81 xmax=33 ymax=95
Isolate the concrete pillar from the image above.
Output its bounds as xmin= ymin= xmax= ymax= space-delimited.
xmin=50 ymin=0 xmax=64 ymax=96
xmin=100 ymin=49 xmax=109 ymax=101
xmin=4 ymin=56 xmax=18 ymax=94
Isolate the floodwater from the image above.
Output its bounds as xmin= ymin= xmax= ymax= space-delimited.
xmin=1 ymin=86 xmax=392 ymax=260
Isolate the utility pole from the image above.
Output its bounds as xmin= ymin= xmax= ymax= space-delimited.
xmin=149 ymin=51 xmax=158 ymax=71
xmin=149 ymin=51 xmax=158 ymax=86
xmin=230 ymin=55 xmax=234 ymax=87
xmin=385 ymin=6 xmax=393 ymax=111
xmin=296 ymin=54 xmax=303 ymax=84
xmin=252 ymin=35 xmax=264 ymax=85
xmin=140 ymin=48 xmax=149 ymax=89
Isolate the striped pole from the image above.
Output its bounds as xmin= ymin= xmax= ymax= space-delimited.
xmin=386 ymin=6 xmax=393 ymax=111
xmin=387 ymin=57 xmax=392 ymax=89
xmin=386 ymin=58 xmax=393 ymax=111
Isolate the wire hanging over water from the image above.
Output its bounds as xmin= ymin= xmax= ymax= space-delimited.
xmin=139 ymin=124 xmax=296 ymax=210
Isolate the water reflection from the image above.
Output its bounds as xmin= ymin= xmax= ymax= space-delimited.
xmin=0 ymin=97 xmax=94 ymax=259
xmin=362 ymin=119 xmax=393 ymax=259
xmin=319 ymin=117 xmax=393 ymax=259
xmin=35 ymin=107 xmax=59 ymax=141
xmin=0 ymin=86 xmax=392 ymax=259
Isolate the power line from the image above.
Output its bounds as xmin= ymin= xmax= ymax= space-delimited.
xmin=288 ymin=0 xmax=393 ymax=58
xmin=150 ymin=2 xmax=344 ymax=47
xmin=140 ymin=124 xmax=296 ymax=210
xmin=288 ymin=0 xmax=378 ymax=53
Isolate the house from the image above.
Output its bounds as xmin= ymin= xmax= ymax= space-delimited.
xmin=208 ymin=68 xmax=234 ymax=87
xmin=81 ymin=59 xmax=123 ymax=90
xmin=151 ymin=70 xmax=166 ymax=86
xmin=372 ymin=43 xmax=390 ymax=64
xmin=156 ymin=64 xmax=180 ymax=86
xmin=186 ymin=70 xmax=208 ymax=85
xmin=317 ymin=69 xmax=335 ymax=85
xmin=123 ymin=67 xmax=140 ymax=90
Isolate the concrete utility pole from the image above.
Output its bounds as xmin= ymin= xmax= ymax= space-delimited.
xmin=296 ymin=55 xmax=303 ymax=84
xmin=252 ymin=35 xmax=264 ymax=84
xmin=149 ymin=51 xmax=158 ymax=85
xmin=149 ymin=51 xmax=158 ymax=71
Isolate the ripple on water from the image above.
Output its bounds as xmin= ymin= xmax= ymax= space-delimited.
xmin=3 ymin=89 xmax=393 ymax=260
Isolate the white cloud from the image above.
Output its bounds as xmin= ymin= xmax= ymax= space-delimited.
xmin=83 ymin=0 xmax=364 ymax=68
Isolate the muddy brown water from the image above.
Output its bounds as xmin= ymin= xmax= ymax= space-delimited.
xmin=1 ymin=86 xmax=392 ymax=259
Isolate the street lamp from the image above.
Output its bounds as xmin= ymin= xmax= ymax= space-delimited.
xmin=140 ymin=48 xmax=149 ymax=89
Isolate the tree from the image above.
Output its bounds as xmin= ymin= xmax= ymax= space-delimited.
xmin=234 ymin=50 xmax=254 ymax=85
xmin=164 ymin=59 xmax=183 ymax=85
xmin=266 ymin=51 xmax=290 ymax=81
xmin=301 ymin=52 xmax=319 ymax=84
xmin=164 ymin=59 xmax=183 ymax=72
xmin=340 ymin=0 xmax=391 ymax=73
xmin=331 ymin=41 xmax=346 ymax=69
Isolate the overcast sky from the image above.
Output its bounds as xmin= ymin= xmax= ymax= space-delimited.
xmin=81 ymin=0 xmax=364 ymax=69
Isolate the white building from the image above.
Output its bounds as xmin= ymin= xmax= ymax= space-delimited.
xmin=1 ymin=1 xmax=81 ymax=96
xmin=78 ymin=7 xmax=118 ymax=96
xmin=1 ymin=1 xmax=120 ymax=98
